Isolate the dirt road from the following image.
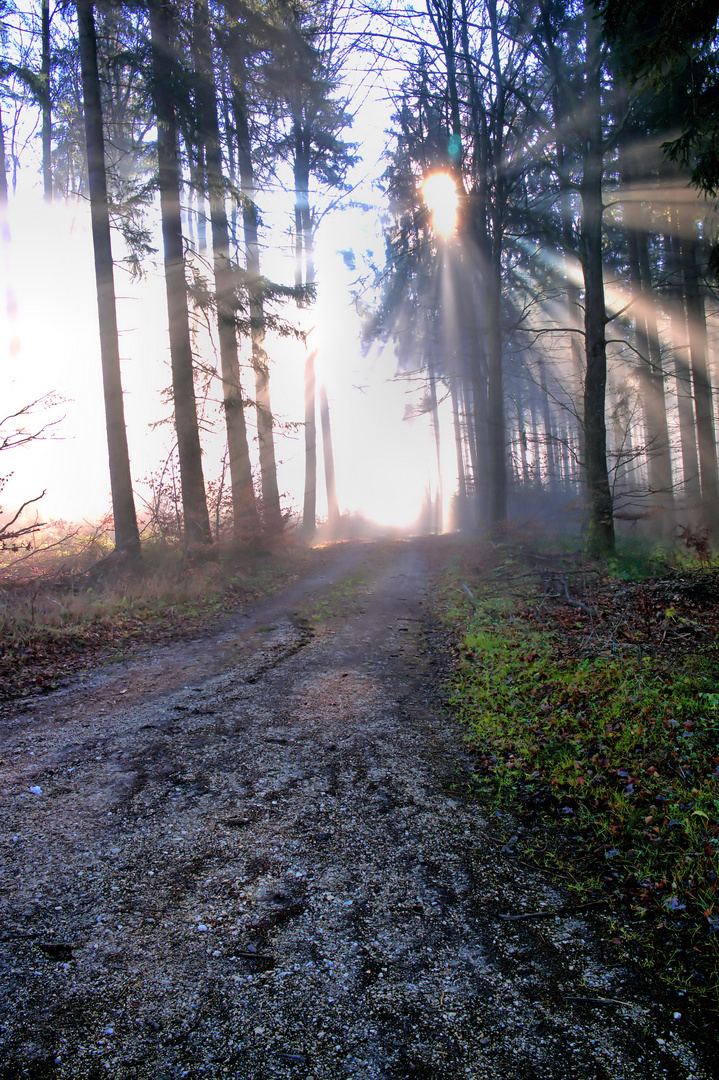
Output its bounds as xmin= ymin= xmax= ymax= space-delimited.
xmin=0 ymin=539 xmax=711 ymax=1078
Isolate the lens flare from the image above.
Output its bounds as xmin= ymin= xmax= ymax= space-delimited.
xmin=422 ymin=172 xmax=458 ymax=237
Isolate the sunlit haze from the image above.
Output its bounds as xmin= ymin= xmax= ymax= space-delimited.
xmin=422 ymin=172 xmax=459 ymax=238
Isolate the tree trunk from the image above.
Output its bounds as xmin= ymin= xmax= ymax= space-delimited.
xmin=190 ymin=143 xmax=207 ymax=252
xmin=319 ymin=382 xmax=339 ymax=532
xmin=0 ymin=100 xmax=7 ymax=206
xmin=516 ymin=403 xmax=530 ymax=485
xmin=149 ymin=0 xmax=211 ymax=546
xmin=76 ymin=0 xmax=140 ymax=563
xmin=665 ymin=217 xmax=700 ymax=508
xmin=303 ymin=348 xmax=317 ymax=534
xmin=293 ymin=115 xmax=317 ymax=538
xmin=427 ymin=363 xmax=443 ymax=532
xmin=230 ymin=50 xmax=283 ymax=534
xmin=450 ymin=374 xmax=468 ymax=529
xmin=625 ymin=215 xmax=675 ymax=532
xmin=42 ymin=0 xmax=52 ymax=201
xmin=194 ymin=0 xmax=258 ymax=540
xmin=1 ymin=100 xmax=20 ymax=363
xmin=462 ymin=376 xmax=479 ymax=513
xmin=545 ymin=5 xmax=586 ymax=469
xmin=537 ymin=361 xmax=557 ymax=489
xmin=579 ymin=3 xmax=614 ymax=556
xmin=485 ymin=0 xmax=507 ymax=527
xmin=681 ymin=211 xmax=719 ymax=531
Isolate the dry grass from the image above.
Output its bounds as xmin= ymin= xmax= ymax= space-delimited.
xmin=0 ymin=528 xmax=317 ymax=701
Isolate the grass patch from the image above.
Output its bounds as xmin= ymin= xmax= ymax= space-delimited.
xmin=439 ymin=544 xmax=719 ymax=1014
xmin=309 ymin=567 xmax=373 ymax=624
xmin=307 ymin=540 xmax=401 ymax=624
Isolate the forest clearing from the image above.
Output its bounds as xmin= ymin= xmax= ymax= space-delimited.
xmin=0 ymin=534 xmax=717 ymax=1078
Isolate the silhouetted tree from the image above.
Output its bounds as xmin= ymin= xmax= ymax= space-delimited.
xmin=76 ymin=0 xmax=141 ymax=562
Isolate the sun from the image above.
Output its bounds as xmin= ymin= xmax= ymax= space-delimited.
xmin=422 ymin=172 xmax=459 ymax=237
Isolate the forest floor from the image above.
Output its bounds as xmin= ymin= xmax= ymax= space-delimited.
xmin=0 ymin=535 xmax=715 ymax=1079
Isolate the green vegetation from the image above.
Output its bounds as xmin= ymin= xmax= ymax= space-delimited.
xmin=307 ymin=541 xmax=399 ymax=624
xmin=309 ymin=567 xmax=372 ymax=624
xmin=440 ymin=541 xmax=719 ymax=1013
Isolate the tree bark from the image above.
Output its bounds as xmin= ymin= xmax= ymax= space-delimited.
xmin=194 ymin=0 xmax=258 ymax=540
xmin=680 ymin=210 xmax=719 ymax=531
xmin=149 ymin=0 xmax=211 ymax=546
xmin=303 ymin=347 xmax=317 ymax=535
xmin=579 ymin=3 xmax=614 ymax=556
xmin=229 ymin=48 xmax=283 ymax=534
xmin=625 ymin=214 xmax=675 ymax=532
xmin=485 ymin=0 xmax=507 ymax=527
xmin=664 ymin=216 xmax=700 ymax=507
xmin=319 ymin=382 xmax=339 ymax=532
xmin=42 ymin=0 xmax=52 ymax=201
xmin=76 ymin=0 xmax=140 ymax=562
xmin=0 ymin=100 xmax=7 ymax=206
xmin=293 ymin=115 xmax=317 ymax=538
xmin=537 ymin=361 xmax=557 ymax=489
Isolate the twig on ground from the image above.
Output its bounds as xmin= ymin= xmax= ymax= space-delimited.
xmin=564 ymin=995 xmax=639 ymax=1008
xmin=498 ymin=900 xmax=609 ymax=921
xmin=461 ymin=583 xmax=480 ymax=608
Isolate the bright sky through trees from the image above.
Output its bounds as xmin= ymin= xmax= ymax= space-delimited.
xmin=0 ymin=1 xmax=442 ymax=535
xmin=421 ymin=172 xmax=458 ymax=238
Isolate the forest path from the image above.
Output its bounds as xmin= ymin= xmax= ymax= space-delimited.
xmin=0 ymin=537 xmax=709 ymax=1079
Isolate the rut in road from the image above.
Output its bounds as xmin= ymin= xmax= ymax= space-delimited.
xmin=0 ymin=538 xmax=710 ymax=1079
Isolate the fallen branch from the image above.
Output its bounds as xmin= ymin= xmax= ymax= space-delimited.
xmin=461 ymin=583 xmax=480 ymax=608
xmin=564 ymin=995 xmax=638 ymax=1008
xmin=498 ymin=899 xmax=609 ymax=921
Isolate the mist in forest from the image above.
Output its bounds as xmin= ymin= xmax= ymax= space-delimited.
xmin=2 ymin=0 xmax=718 ymax=566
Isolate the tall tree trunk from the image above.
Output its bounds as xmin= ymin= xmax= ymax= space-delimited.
xmin=544 ymin=2 xmax=586 ymax=470
xmin=194 ymin=0 xmax=258 ymax=540
xmin=485 ymin=0 xmax=507 ymax=526
xmin=665 ymin=217 xmax=700 ymax=507
xmin=76 ymin=0 xmax=140 ymax=562
xmin=149 ymin=0 xmax=211 ymax=546
xmin=625 ymin=213 xmax=675 ymax=532
xmin=537 ymin=361 xmax=557 ymax=488
xmin=681 ymin=211 xmax=719 ymax=531
xmin=465 ymin=266 xmax=490 ymax=526
xmin=318 ymin=382 xmax=339 ymax=532
xmin=636 ymin=226 xmax=674 ymax=530
xmin=428 ymin=362 xmax=443 ymax=533
xmin=450 ymin=374 xmax=468 ymax=529
xmin=557 ymin=138 xmax=586 ymax=468
xmin=0 ymin=100 xmax=7 ymax=206
xmin=580 ymin=3 xmax=614 ymax=556
xmin=303 ymin=348 xmax=317 ymax=534
xmin=516 ymin=403 xmax=530 ymax=485
xmin=0 ymin=99 xmax=20 ymax=363
xmin=41 ymin=0 xmax=52 ymax=200
xmin=189 ymin=142 xmax=207 ymax=252
xmin=294 ymin=115 xmax=317 ymax=538
xmin=462 ymin=375 xmax=479 ymax=509
xmin=229 ymin=48 xmax=283 ymax=534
